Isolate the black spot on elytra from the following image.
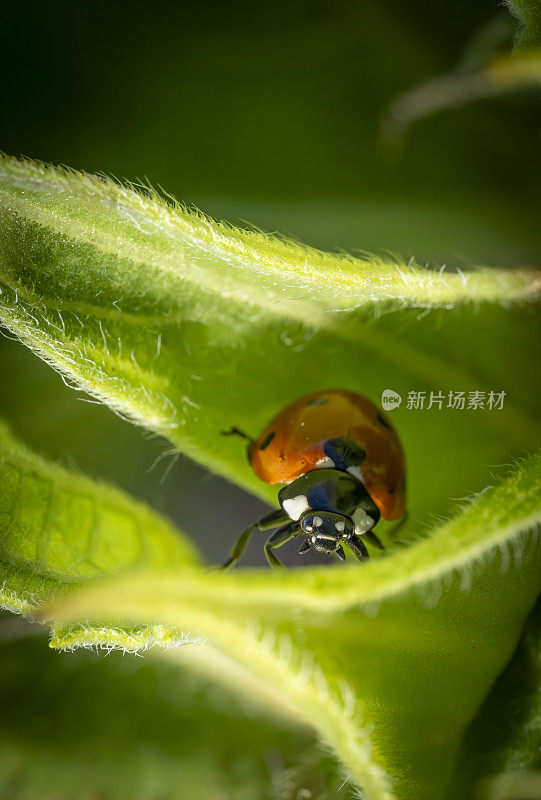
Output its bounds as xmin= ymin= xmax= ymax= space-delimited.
xmin=307 ymin=396 xmax=328 ymax=406
xmin=377 ymin=413 xmax=392 ymax=430
xmin=259 ymin=431 xmax=275 ymax=450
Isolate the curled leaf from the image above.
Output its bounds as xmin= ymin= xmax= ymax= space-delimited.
xmin=46 ymin=452 xmax=541 ymax=800
xmin=0 ymin=421 xmax=199 ymax=649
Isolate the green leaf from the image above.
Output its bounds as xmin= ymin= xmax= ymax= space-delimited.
xmin=447 ymin=597 xmax=541 ymax=798
xmin=46 ymin=451 xmax=541 ymax=800
xmin=0 ymin=631 xmax=342 ymax=800
xmin=0 ymin=420 xmax=199 ymax=649
xmin=506 ymin=0 xmax=541 ymax=48
xmin=1 ymin=155 xmax=539 ymax=799
xmin=0 ymin=154 xmax=539 ymax=531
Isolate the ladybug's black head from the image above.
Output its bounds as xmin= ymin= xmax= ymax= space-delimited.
xmin=299 ymin=509 xmax=355 ymax=559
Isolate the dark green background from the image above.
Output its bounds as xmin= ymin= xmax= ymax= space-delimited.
xmin=1 ymin=0 xmax=539 ymax=564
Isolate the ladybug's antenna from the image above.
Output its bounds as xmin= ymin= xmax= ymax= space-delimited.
xmin=221 ymin=426 xmax=251 ymax=440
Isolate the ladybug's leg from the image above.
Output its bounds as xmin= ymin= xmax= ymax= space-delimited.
xmin=264 ymin=521 xmax=300 ymax=568
xmin=387 ymin=511 xmax=409 ymax=545
xmin=221 ymin=508 xmax=287 ymax=569
xmin=335 ymin=545 xmax=346 ymax=561
xmin=346 ymin=534 xmax=370 ymax=562
xmin=364 ymin=531 xmax=384 ymax=551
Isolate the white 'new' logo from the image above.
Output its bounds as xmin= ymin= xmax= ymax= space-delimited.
xmin=381 ymin=389 xmax=402 ymax=411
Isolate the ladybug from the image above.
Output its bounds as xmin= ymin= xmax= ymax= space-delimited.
xmin=222 ymin=389 xmax=407 ymax=568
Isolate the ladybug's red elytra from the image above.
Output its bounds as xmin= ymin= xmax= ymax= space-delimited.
xmin=222 ymin=389 xmax=407 ymax=568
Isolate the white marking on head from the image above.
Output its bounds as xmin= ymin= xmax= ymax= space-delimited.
xmin=347 ymin=465 xmax=364 ymax=483
xmin=353 ymin=507 xmax=374 ymax=535
xmin=315 ymin=456 xmax=335 ymax=469
xmin=312 ymin=515 xmax=323 ymax=527
xmin=282 ymin=495 xmax=310 ymax=521
xmin=335 ymin=520 xmax=345 ymax=533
